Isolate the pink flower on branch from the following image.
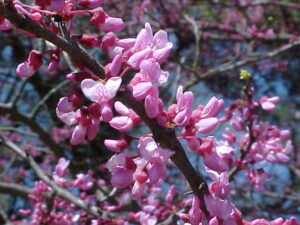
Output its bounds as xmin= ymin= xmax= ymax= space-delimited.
xmin=90 ymin=7 xmax=125 ymax=33
xmin=127 ymin=22 xmax=173 ymax=69
xmin=16 ymin=50 xmax=43 ymax=78
xmin=109 ymin=101 xmax=141 ymax=131
xmin=259 ymin=96 xmax=280 ymax=111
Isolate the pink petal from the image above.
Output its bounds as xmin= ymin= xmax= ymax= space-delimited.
xmin=127 ymin=48 xmax=152 ymax=69
xmin=132 ymin=82 xmax=153 ymax=100
xmin=109 ymin=54 xmax=122 ymax=76
xmin=203 ymin=151 xmax=228 ymax=172
xmin=261 ymin=102 xmax=275 ymax=111
xmin=104 ymin=139 xmax=128 ymax=153
xmin=132 ymin=181 xmax=145 ymax=200
xmin=105 ymin=77 xmax=122 ymax=98
xmin=204 ymin=195 xmax=233 ymax=220
xmin=153 ymin=45 xmax=172 ymax=63
xmin=111 ymin=167 xmax=133 ymax=188
xmin=55 ymin=158 xmax=70 ymax=177
xmin=153 ymin=30 xmax=169 ymax=48
xmin=57 ymin=97 xmax=74 ymax=113
xmin=268 ymin=96 xmax=280 ymax=103
xmin=145 ymin=94 xmax=160 ymax=118
xmin=100 ymin=103 xmax=113 ymax=122
xmin=56 ymin=108 xmax=77 ymax=125
xmin=114 ymin=101 xmax=130 ymax=115
xmin=16 ymin=61 xmax=35 ymax=78
xmin=87 ymin=118 xmax=100 ymax=140
xmin=81 ymin=79 xmax=105 ymax=102
xmin=196 ymin=117 xmax=219 ymax=134
xmin=70 ymin=125 xmax=87 ymax=145
xmin=189 ymin=197 xmax=202 ymax=225
xmin=100 ymin=16 xmax=125 ymax=33
xmin=140 ymin=59 xmax=161 ymax=84
xmin=276 ymin=152 xmax=289 ymax=162
xmin=148 ymin=161 xmax=166 ymax=183
xmin=202 ymin=97 xmax=224 ymax=118
xmin=133 ymin=22 xmax=153 ymax=50
xmin=174 ymin=108 xmax=192 ymax=127
xmin=109 ymin=116 xmax=133 ymax=131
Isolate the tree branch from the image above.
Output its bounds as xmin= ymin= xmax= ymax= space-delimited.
xmin=0 ymin=103 xmax=65 ymax=157
xmin=184 ymin=38 xmax=300 ymax=90
xmin=29 ymin=80 xmax=70 ymax=119
xmin=0 ymin=0 xmax=209 ymax=215
xmin=0 ymin=132 xmax=101 ymax=217
xmin=0 ymin=182 xmax=32 ymax=198
xmin=0 ymin=0 xmax=104 ymax=77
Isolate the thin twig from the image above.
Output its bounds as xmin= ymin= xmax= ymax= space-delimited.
xmin=30 ymin=80 xmax=70 ymax=119
xmin=11 ymin=78 xmax=27 ymax=107
xmin=184 ymin=38 xmax=300 ymax=90
xmin=0 ymin=132 xmax=101 ymax=217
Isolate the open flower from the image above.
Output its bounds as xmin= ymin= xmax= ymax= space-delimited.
xmin=128 ymin=22 xmax=173 ymax=69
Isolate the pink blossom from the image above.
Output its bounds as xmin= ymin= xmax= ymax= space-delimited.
xmin=144 ymin=89 xmax=161 ymax=118
xmin=81 ymin=77 xmax=122 ymax=104
xmin=197 ymin=137 xmax=228 ymax=172
xmin=106 ymin=54 xmax=122 ymax=77
xmin=172 ymin=86 xmax=194 ymax=127
xmin=222 ymin=128 xmax=236 ymax=144
xmin=106 ymin=153 xmax=136 ymax=188
xmin=16 ymin=50 xmax=43 ymax=78
xmin=72 ymin=174 xmax=94 ymax=190
xmin=259 ymin=96 xmax=280 ymax=111
xmin=201 ymin=96 xmax=224 ymax=119
xmin=138 ymin=137 xmax=174 ymax=163
xmin=128 ymin=22 xmax=173 ymax=68
xmin=91 ymin=8 xmax=125 ymax=33
xmin=56 ymin=104 xmax=101 ymax=145
xmin=231 ymin=114 xmax=244 ymax=131
xmin=101 ymin=32 xmax=136 ymax=59
xmin=189 ymin=197 xmax=202 ymax=225
xmin=207 ymin=169 xmax=230 ymax=199
xmin=104 ymin=135 xmax=131 ymax=153
xmin=204 ymin=194 xmax=233 ymax=220
xmin=54 ymin=158 xmax=70 ymax=177
xmin=111 ymin=167 xmax=133 ymax=188
xmin=48 ymin=51 xmax=60 ymax=72
xmin=109 ymin=101 xmax=141 ymax=131
xmin=248 ymin=168 xmax=271 ymax=192
xmin=165 ymin=185 xmax=177 ymax=203
xmin=195 ymin=117 xmax=219 ymax=134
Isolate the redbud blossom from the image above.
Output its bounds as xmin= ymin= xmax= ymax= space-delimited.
xmin=109 ymin=101 xmax=141 ymax=131
xmin=128 ymin=22 xmax=173 ymax=68
xmin=259 ymin=96 xmax=280 ymax=111
xmin=16 ymin=50 xmax=43 ymax=78
xmin=188 ymin=197 xmax=202 ymax=225
xmin=104 ymin=135 xmax=130 ymax=153
xmin=81 ymin=77 xmax=122 ymax=104
xmin=91 ymin=8 xmax=125 ymax=33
